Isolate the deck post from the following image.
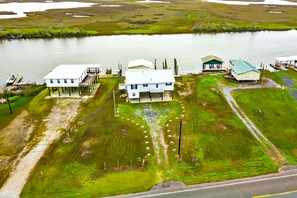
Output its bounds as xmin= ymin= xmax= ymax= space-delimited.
xmin=57 ymin=87 xmax=61 ymax=96
xmin=78 ymin=87 xmax=81 ymax=96
xmin=68 ymin=88 xmax=71 ymax=96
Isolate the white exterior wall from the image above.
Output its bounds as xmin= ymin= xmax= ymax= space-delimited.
xmin=231 ymin=70 xmax=260 ymax=81
xmin=126 ymin=82 xmax=174 ymax=99
xmin=45 ymin=69 xmax=88 ymax=87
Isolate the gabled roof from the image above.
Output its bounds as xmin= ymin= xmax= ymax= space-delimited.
xmin=125 ymin=69 xmax=175 ymax=85
xmin=201 ymin=55 xmax=224 ymax=64
xmin=230 ymin=60 xmax=260 ymax=74
xmin=128 ymin=59 xmax=154 ymax=69
xmin=44 ymin=64 xmax=101 ymax=79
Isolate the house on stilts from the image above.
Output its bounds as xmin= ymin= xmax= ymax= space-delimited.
xmin=229 ymin=60 xmax=260 ymax=82
xmin=120 ymin=69 xmax=175 ymax=103
xmin=201 ymin=55 xmax=224 ymax=72
xmin=44 ymin=64 xmax=100 ymax=97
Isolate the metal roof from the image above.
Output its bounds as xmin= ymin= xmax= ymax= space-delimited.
xmin=201 ymin=55 xmax=224 ymax=64
xmin=128 ymin=59 xmax=154 ymax=69
xmin=44 ymin=64 xmax=101 ymax=79
xmin=125 ymin=69 xmax=175 ymax=85
xmin=230 ymin=60 xmax=260 ymax=74
xmin=275 ymin=55 xmax=297 ymax=62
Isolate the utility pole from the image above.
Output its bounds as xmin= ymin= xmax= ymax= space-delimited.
xmin=4 ymin=88 xmax=13 ymax=114
xmin=178 ymin=118 xmax=182 ymax=156
xmin=113 ymin=88 xmax=116 ymax=117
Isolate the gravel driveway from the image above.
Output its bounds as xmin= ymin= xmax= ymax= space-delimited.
xmin=219 ymin=79 xmax=286 ymax=165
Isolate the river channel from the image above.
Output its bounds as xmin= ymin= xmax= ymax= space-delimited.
xmin=0 ymin=30 xmax=297 ymax=85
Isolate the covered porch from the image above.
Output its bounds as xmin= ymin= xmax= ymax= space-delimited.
xmin=129 ymin=91 xmax=174 ymax=103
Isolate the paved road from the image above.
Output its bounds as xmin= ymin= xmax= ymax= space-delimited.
xmin=119 ymin=169 xmax=297 ymax=198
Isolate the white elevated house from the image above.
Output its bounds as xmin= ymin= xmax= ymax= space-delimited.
xmin=229 ymin=60 xmax=260 ymax=82
xmin=275 ymin=55 xmax=297 ymax=67
xmin=123 ymin=69 xmax=175 ymax=103
xmin=127 ymin=59 xmax=154 ymax=70
xmin=44 ymin=64 xmax=100 ymax=97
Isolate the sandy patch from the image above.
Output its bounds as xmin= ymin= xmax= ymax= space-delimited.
xmin=177 ymin=82 xmax=194 ymax=98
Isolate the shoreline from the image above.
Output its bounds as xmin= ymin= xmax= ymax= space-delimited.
xmin=0 ymin=27 xmax=296 ymax=41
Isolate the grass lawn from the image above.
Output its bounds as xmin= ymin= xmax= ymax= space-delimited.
xmin=233 ymin=70 xmax=297 ymax=164
xmin=0 ymin=96 xmax=31 ymax=129
xmin=0 ymin=86 xmax=54 ymax=187
xmin=0 ymin=0 xmax=297 ymax=38
xmin=21 ymin=78 xmax=157 ymax=197
xmin=164 ymin=74 xmax=277 ymax=184
xmin=21 ymin=74 xmax=281 ymax=197
xmin=0 ymin=86 xmax=53 ymax=130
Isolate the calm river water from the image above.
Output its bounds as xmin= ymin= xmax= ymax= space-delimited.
xmin=0 ymin=30 xmax=297 ymax=85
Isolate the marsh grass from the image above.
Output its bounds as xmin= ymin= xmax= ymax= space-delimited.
xmin=0 ymin=0 xmax=297 ymax=39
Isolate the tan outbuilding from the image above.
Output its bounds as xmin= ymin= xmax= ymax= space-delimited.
xmin=230 ymin=60 xmax=260 ymax=82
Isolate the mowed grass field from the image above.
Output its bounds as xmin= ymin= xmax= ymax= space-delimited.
xmin=232 ymin=70 xmax=297 ymax=164
xmin=21 ymin=75 xmax=281 ymax=197
xmin=0 ymin=0 xmax=297 ymax=38
xmin=21 ymin=78 xmax=157 ymax=197
xmin=164 ymin=75 xmax=277 ymax=184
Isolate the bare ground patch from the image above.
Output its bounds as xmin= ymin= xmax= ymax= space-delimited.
xmin=177 ymin=82 xmax=194 ymax=98
xmin=0 ymin=111 xmax=34 ymax=187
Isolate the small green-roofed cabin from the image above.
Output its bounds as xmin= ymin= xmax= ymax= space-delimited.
xmin=230 ymin=60 xmax=260 ymax=82
xmin=201 ymin=55 xmax=224 ymax=72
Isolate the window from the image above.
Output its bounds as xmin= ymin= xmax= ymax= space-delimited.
xmin=71 ymin=79 xmax=74 ymax=83
xmin=50 ymin=79 xmax=53 ymax=83
xmin=166 ymin=83 xmax=172 ymax=86
xmin=64 ymin=79 xmax=67 ymax=83
xmin=57 ymin=79 xmax=60 ymax=83
xmin=156 ymin=84 xmax=159 ymax=88
xmin=132 ymin=93 xmax=136 ymax=97
xmin=143 ymin=84 xmax=148 ymax=87
xmin=131 ymin=85 xmax=138 ymax=90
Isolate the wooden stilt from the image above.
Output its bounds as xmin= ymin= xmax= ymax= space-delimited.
xmin=48 ymin=87 xmax=51 ymax=96
xmin=57 ymin=87 xmax=61 ymax=96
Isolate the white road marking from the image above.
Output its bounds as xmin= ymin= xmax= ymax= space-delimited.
xmin=135 ymin=173 xmax=297 ymax=197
